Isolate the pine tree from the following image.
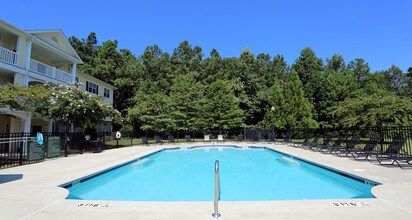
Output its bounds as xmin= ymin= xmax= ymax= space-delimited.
xmin=204 ymin=80 xmax=245 ymax=130
xmin=168 ymin=73 xmax=206 ymax=131
xmin=292 ymin=47 xmax=323 ymax=100
xmin=268 ymin=70 xmax=318 ymax=129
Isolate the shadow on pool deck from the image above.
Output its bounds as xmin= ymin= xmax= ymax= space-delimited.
xmin=0 ymin=174 xmax=23 ymax=184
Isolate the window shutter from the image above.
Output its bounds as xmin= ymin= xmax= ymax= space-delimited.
xmin=86 ymin=81 xmax=89 ymax=92
xmin=96 ymin=85 xmax=99 ymax=95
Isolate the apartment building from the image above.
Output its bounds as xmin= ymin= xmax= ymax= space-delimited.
xmin=0 ymin=19 xmax=115 ymax=134
xmin=73 ymin=71 xmax=116 ymax=134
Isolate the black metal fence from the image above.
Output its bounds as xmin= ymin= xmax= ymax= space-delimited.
xmin=1 ymin=126 xmax=411 ymax=169
xmin=0 ymin=132 xmax=104 ymax=169
xmin=289 ymin=127 xmax=412 ymax=156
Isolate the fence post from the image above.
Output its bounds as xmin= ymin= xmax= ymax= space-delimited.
xmin=378 ymin=126 xmax=384 ymax=154
xmin=131 ymin=129 xmax=133 ymax=147
xmin=102 ymin=133 xmax=106 ymax=150
xmin=64 ymin=133 xmax=68 ymax=157
xmin=80 ymin=133 xmax=83 ymax=154
xmin=19 ymin=132 xmax=24 ymax=165
xmin=243 ymin=129 xmax=245 ymax=141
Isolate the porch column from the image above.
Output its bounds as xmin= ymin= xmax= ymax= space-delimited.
xmin=13 ymin=73 xmax=24 ymax=85
xmin=17 ymin=113 xmax=31 ymax=156
xmin=47 ymin=119 xmax=55 ymax=133
xmin=14 ymin=36 xmax=27 ymax=67
xmin=21 ymin=113 xmax=32 ymax=133
xmin=23 ymin=39 xmax=32 ymax=87
xmin=71 ymin=63 xmax=77 ymax=83
xmin=15 ymin=36 xmax=21 ymax=66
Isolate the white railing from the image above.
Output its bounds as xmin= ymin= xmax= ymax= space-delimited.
xmin=54 ymin=68 xmax=63 ymax=80
xmin=30 ymin=59 xmax=54 ymax=77
xmin=29 ymin=59 xmax=73 ymax=83
xmin=0 ymin=46 xmax=18 ymax=65
xmin=56 ymin=68 xmax=73 ymax=83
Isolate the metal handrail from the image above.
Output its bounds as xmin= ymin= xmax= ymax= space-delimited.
xmin=212 ymin=160 xmax=221 ymax=218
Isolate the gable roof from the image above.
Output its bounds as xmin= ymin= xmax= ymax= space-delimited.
xmin=25 ymin=29 xmax=83 ymax=64
xmin=0 ymin=19 xmax=31 ymax=38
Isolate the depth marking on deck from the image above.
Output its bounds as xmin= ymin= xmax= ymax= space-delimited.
xmin=366 ymin=175 xmax=387 ymax=181
xmin=353 ymin=169 xmax=365 ymax=172
xmin=330 ymin=202 xmax=370 ymax=207
xmin=77 ymin=203 xmax=111 ymax=208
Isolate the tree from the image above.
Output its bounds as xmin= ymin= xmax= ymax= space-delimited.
xmin=139 ymin=45 xmax=172 ymax=93
xmin=308 ymin=54 xmax=358 ymax=127
xmin=49 ymin=84 xmax=120 ymax=131
xmin=358 ymin=65 xmax=408 ymax=97
xmin=326 ymin=54 xmax=346 ymax=73
xmin=0 ymin=84 xmax=51 ymax=116
xmin=204 ymin=80 xmax=244 ymax=130
xmin=348 ymin=58 xmax=370 ymax=83
xmin=236 ymin=49 xmax=265 ymax=125
xmin=255 ymin=54 xmax=290 ymax=128
xmin=171 ymin=41 xmax=203 ymax=71
xmin=330 ymin=95 xmax=412 ymax=127
xmin=0 ymin=83 xmax=120 ymax=132
xmin=311 ymin=69 xmax=358 ymax=127
xmin=261 ymin=80 xmax=285 ymax=129
xmin=128 ymin=92 xmax=173 ymax=132
xmin=292 ymin=47 xmax=323 ymax=100
xmin=89 ymin=40 xmax=123 ymax=82
xmin=68 ymin=31 xmax=411 ymax=131
xmin=383 ymin=65 xmax=408 ymax=95
xmin=266 ymin=70 xmax=318 ymax=129
xmin=198 ymin=49 xmax=222 ymax=84
xmin=171 ymin=41 xmax=194 ymax=63
xmin=168 ymin=73 xmax=206 ymax=131
xmin=68 ymin=32 xmax=98 ymax=65
xmin=406 ymin=66 xmax=412 ymax=97
xmin=112 ymin=48 xmax=139 ymax=113
xmin=270 ymin=54 xmax=289 ymax=82
xmin=355 ymin=70 xmax=390 ymax=97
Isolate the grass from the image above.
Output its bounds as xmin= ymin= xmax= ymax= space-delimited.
xmin=104 ymin=137 xmax=240 ymax=148
xmin=104 ymin=138 xmax=141 ymax=148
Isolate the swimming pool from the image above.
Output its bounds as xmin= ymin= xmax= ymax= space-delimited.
xmin=63 ymin=146 xmax=378 ymax=201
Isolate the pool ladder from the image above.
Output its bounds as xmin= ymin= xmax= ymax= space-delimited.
xmin=212 ymin=160 xmax=221 ymax=218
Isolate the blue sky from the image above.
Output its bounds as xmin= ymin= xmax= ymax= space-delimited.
xmin=3 ymin=0 xmax=411 ymax=72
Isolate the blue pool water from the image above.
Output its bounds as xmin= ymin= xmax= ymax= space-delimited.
xmin=64 ymin=146 xmax=376 ymax=201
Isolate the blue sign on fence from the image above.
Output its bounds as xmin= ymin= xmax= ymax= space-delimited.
xmin=36 ymin=132 xmax=43 ymax=145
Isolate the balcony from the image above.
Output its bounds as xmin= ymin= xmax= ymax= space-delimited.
xmin=29 ymin=59 xmax=73 ymax=83
xmin=0 ymin=46 xmax=18 ymax=65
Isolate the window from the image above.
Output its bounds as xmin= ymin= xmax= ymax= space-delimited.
xmin=51 ymin=36 xmax=59 ymax=44
xmin=104 ymin=88 xmax=110 ymax=98
xmin=86 ymin=81 xmax=98 ymax=94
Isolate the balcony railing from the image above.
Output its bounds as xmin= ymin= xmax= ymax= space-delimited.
xmin=29 ymin=59 xmax=73 ymax=83
xmin=56 ymin=68 xmax=73 ymax=83
xmin=0 ymin=46 xmax=18 ymax=65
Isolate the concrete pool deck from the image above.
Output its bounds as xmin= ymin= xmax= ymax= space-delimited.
xmin=1 ymin=142 xmax=412 ymax=220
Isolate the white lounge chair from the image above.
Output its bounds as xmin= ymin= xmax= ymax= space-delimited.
xmin=204 ymin=134 xmax=211 ymax=143
xmin=217 ymin=134 xmax=225 ymax=142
